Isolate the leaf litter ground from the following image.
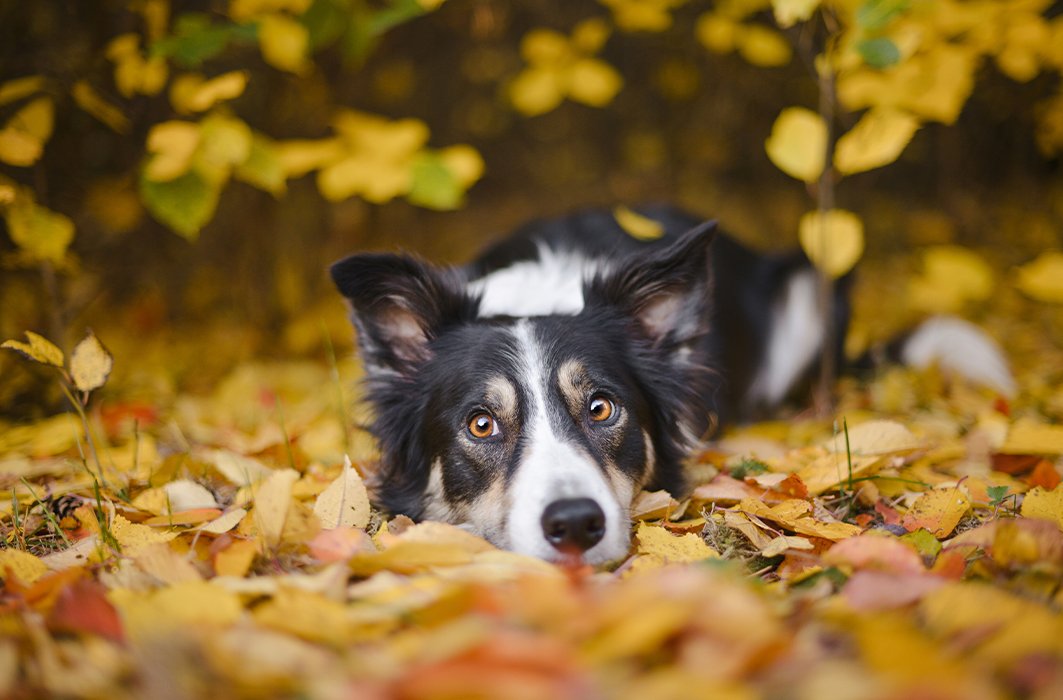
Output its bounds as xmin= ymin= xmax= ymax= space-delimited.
xmin=2 ymin=251 xmax=1063 ymax=700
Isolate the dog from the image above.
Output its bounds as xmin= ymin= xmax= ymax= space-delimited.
xmin=331 ymin=206 xmax=1014 ymax=564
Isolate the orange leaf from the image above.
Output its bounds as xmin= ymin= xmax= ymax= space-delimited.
xmin=47 ymin=579 xmax=125 ymax=642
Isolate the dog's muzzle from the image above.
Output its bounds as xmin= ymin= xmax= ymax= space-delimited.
xmin=540 ymin=497 xmax=606 ymax=554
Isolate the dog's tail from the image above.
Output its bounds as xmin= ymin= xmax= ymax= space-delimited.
xmin=874 ymin=315 xmax=1016 ymax=397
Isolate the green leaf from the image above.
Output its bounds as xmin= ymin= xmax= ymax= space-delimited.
xmin=407 ymin=152 xmax=464 ymax=210
xmin=900 ymin=528 xmax=942 ymax=560
xmin=857 ymin=37 xmax=901 ymax=68
xmin=729 ymin=459 xmax=770 ymax=480
xmin=235 ymin=135 xmax=287 ymax=196
xmin=152 ymin=14 xmax=255 ymax=68
xmin=856 ymin=0 xmax=909 ymax=32
xmin=139 ymin=169 xmax=221 ymax=241
xmin=304 ymin=0 xmax=351 ymax=50
xmin=987 ymin=485 xmax=1010 ymax=507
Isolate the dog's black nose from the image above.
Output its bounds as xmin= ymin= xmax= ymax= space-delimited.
xmin=541 ymin=498 xmax=606 ymax=553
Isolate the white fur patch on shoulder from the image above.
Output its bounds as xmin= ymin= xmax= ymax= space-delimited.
xmin=469 ymin=244 xmax=606 ymax=317
xmin=901 ymin=316 xmax=1016 ymax=396
xmin=748 ymin=269 xmax=825 ymax=407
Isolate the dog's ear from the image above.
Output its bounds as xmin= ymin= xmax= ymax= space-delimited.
xmin=587 ymin=220 xmax=717 ymax=347
xmin=330 ymin=253 xmax=471 ymax=375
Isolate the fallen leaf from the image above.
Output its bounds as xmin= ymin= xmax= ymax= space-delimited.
xmin=901 ymin=488 xmax=970 ymax=538
xmin=823 ymin=533 xmax=925 ymax=574
xmin=312 ymin=455 xmax=370 ymax=530
xmin=47 ymin=578 xmax=124 ymax=642
xmin=998 ymin=419 xmax=1063 ymax=455
xmin=1021 ymin=485 xmax=1063 ymax=530
xmin=252 ymin=468 xmax=300 ymax=549
xmin=307 ymin=526 xmax=375 ymax=563
xmin=760 ymin=535 xmax=814 ymax=557
xmin=0 ymin=548 xmax=48 ymax=585
xmin=842 ymin=570 xmax=945 ymax=611
xmin=735 ymin=498 xmax=862 ymax=541
xmin=635 ymin=522 xmax=719 ymax=563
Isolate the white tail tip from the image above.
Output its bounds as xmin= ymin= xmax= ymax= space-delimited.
xmin=900 ymin=316 xmax=1017 ymax=397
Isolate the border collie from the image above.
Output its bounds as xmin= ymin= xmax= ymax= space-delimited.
xmin=331 ymin=206 xmax=1014 ymax=564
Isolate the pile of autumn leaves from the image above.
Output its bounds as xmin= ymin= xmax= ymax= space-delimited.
xmin=1 ymin=329 xmax=1063 ymax=699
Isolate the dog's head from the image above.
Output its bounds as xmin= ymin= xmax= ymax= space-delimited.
xmin=331 ymin=221 xmax=717 ymax=564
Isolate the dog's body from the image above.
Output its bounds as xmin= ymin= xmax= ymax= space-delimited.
xmin=332 ymin=206 xmax=1013 ymax=564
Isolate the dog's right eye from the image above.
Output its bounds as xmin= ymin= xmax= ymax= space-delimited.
xmin=467 ymin=412 xmax=499 ymax=439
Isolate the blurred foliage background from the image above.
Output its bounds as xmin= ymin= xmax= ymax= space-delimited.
xmin=2 ymin=0 xmax=1062 ymax=418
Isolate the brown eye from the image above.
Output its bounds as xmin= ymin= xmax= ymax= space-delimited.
xmin=588 ymin=396 xmax=615 ymax=423
xmin=468 ymin=412 xmax=498 ymax=439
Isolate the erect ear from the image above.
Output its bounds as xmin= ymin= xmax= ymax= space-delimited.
xmin=587 ymin=220 xmax=717 ymax=347
xmin=330 ymin=252 xmax=472 ymax=375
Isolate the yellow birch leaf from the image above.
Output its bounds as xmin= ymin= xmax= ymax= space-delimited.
xmin=110 ymin=513 xmax=177 ymax=554
xmin=695 ymin=13 xmax=737 ymax=54
xmin=71 ymin=81 xmax=130 ymax=133
xmin=798 ymin=209 xmax=864 ymax=278
xmin=199 ymin=508 xmax=248 ymax=535
xmin=824 ymin=420 xmax=924 ymax=455
xmin=144 ymin=121 xmax=201 ymax=182
xmin=765 ymin=107 xmax=827 ymax=183
xmin=1015 ymin=251 xmax=1063 ymax=304
xmin=438 ymin=144 xmax=485 ymax=187
xmin=276 ymin=138 xmax=345 ymax=177
xmin=998 ymin=419 xmax=1063 ymax=455
xmin=254 ymin=468 xmax=300 ymax=549
xmin=614 ymin=205 xmax=665 ymax=241
xmin=258 ymin=13 xmax=309 ymax=74
xmin=735 ymin=498 xmax=861 ymax=541
xmin=230 ymin=0 xmax=313 ymax=21
xmin=0 ymin=549 xmax=48 ymax=585
xmin=772 ymin=0 xmax=821 ymax=27
xmin=348 ymin=540 xmax=473 ymax=576
xmin=214 ymin=538 xmax=258 ymax=577
xmin=834 ymin=108 xmax=920 ymax=175
xmin=133 ymin=542 xmax=203 ymax=584
xmin=636 ymin=522 xmax=718 ymax=562
xmin=170 ymin=71 xmax=249 ymax=114
xmin=567 ymin=58 xmax=623 ymax=107
xmin=2 ymin=331 xmax=64 ymax=367
xmin=4 ymin=198 xmax=75 ymax=264
xmin=0 ymin=129 xmax=40 ymax=167
xmin=1021 ymin=486 xmax=1063 ymax=530
xmin=796 ymin=453 xmax=884 ymax=496
xmin=571 ymin=17 xmax=611 ymax=52
xmin=736 ymin=25 xmax=792 ymax=67
xmin=509 ymin=67 xmax=564 ymax=116
xmin=69 ymin=331 xmax=113 ymax=392
xmin=760 ymin=534 xmax=814 ymax=557
xmin=520 ymin=29 xmax=570 ymax=65
xmin=253 ymin=587 xmax=353 ymax=645
xmin=109 ymin=580 xmax=243 ymax=635
xmin=0 ymin=75 xmax=47 ymax=107
xmin=313 ymin=455 xmax=371 ymax=530
xmin=163 ymin=479 xmax=220 ymax=512
xmin=901 ymin=488 xmax=970 ymax=538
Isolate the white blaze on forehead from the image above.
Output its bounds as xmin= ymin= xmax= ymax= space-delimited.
xmin=504 ymin=321 xmax=631 ymax=564
xmin=469 ymin=245 xmax=608 ymax=318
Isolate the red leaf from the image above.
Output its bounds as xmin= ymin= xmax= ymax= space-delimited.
xmin=47 ymin=579 xmax=125 ymax=643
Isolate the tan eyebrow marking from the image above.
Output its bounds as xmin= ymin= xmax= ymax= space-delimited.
xmin=486 ymin=375 xmax=518 ymax=424
xmin=557 ymin=359 xmax=588 ymax=416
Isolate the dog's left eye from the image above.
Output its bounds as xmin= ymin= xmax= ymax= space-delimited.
xmin=467 ymin=412 xmax=500 ymax=439
xmin=588 ymin=395 xmax=616 ymax=423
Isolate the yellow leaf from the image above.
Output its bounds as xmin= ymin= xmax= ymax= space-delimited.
xmin=521 ymin=28 xmax=570 ymax=65
xmin=695 ymin=13 xmax=738 ymax=54
xmin=901 ymin=488 xmax=970 ymax=538
xmin=0 ymin=75 xmax=47 ymax=107
xmin=312 ymin=455 xmax=371 ymax=530
xmin=253 ymin=468 xmax=300 ymax=549
xmin=214 ymin=538 xmax=258 ymax=576
xmin=1015 ymin=251 xmax=1063 ymax=304
xmin=144 ymin=121 xmax=201 ymax=182
xmin=230 ymin=0 xmax=313 ymax=22
xmin=169 ymin=71 xmax=249 ymax=114
xmin=110 ymin=513 xmax=177 ymax=554
xmin=199 ymin=508 xmax=248 ymax=535
xmin=276 ymin=138 xmax=345 ymax=177
xmin=509 ymin=67 xmax=565 ymax=116
xmin=765 ymin=107 xmax=827 ymax=183
xmin=2 ymin=331 xmax=64 ymax=367
xmin=133 ymin=542 xmax=203 ymax=584
xmin=1021 ymin=486 xmax=1063 ymax=530
xmin=258 ymin=13 xmax=309 ymax=74
xmin=571 ymin=17 xmax=611 ymax=51
xmin=998 ymin=419 xmax=1063 ymax=455
xmin=107 ymin=34 xmax=168 ymax=97
xmin=254 ymin=587 xmax=353 ymax=645
xmin=438 ymin=144 xmax=484 ymax=187
xmin=834 ymin=108 xmax=920 ymax=175
xmin=3 ymin=197 xmax=75 ymax=264
xmin=71 ymin=81 xmax=130 ymax=133
xmin=0 ymin=97 xmax=54 ymax=167
xmin=825 ymin=419 xmax=924 ymax=455
xmin=796 ymin=453 xmax=884 ymax=496
xmin=108 ymin=581 xmax=243 ymax=637
xmin=798 ymin=209 xmax=864 ymax=278
xmin=567 ymin=58 xmax=623 ymax=107
xmin=636 ymin=522 xmax=719 ymax=562
xmin=614 ymin=205 xmax=665 ymax=241
xmin=0 ymin=549 xmax=48 ymax=585
xmin=772 ymin=0 xmax=820 ymax=27
xmin=196 ymin=113 xmax=253 ymax=183
xmin=736 ymin=25 xmax=792 ymax=67
xmin=907 ymin=245 xmax=994 ymax=313
xmin=735 ymin=498 xmax=862 ymax=541
xmin=69 ymin=331 xmax=113 ymax=392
